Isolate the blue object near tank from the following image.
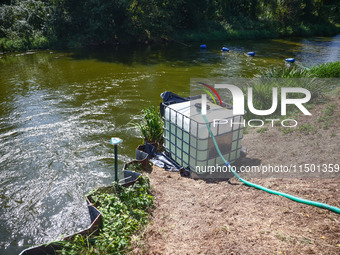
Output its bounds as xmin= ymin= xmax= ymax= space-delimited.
xmin=200 ymin=44 xmax=207 ymax=49
xmin=285 ymin=58 xmax=295 ymax=63
xmin=247 ymin=51 xmax=255 ymax=56
xmin=222 ymin=47 xmax=229 ymax=52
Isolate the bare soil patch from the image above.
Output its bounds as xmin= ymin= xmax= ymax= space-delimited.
xmin=132 ymin=91 xmax=340 ymax=255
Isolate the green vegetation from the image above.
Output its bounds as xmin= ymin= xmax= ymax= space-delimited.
xmin=136 ymin=105 xmax=164 ymax=146
xmin=309 ymin=62 xmax=340 ymax=78
xmin=0 ymin=0 xmax=51 ymax=51
xmin=57 ymin=176 xmax=153 ymax=255
xmin=281 ymin=127 xmax=295 ymax=135
xmin=275 ymin=231 xmax=297 ymax=244
xmin=124 ymin=161 xmax=153 ymax=173
xmin=318 ymin=102 xmax=336 ymax=129
xmin=256 ymin=127 xmax=268 ymax=133
xmin=259 ymin=62 xmax=340 ymax=79
xmin=1 ymin=0 xmax=340 ymax=51
xmin=244 ymin=61 xmax=340 ymax=121
xmin=258 ymin=66 xmax=311 ymax=78
xmin=243 ymin=78 xmax=327 ymax=120
xmin=125 ymin=162 xmax=144 ymax=172
xmin=297 ymin=123 xmax=317 ymax=134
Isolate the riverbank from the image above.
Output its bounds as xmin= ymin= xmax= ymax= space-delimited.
xmin=132 ymin=89 xmax=340 ymax=254
xmin=1 ymin=38 xmax=339 ymax=254
xmin=2 ymin=1 xmax=340 ymax=51
xmin=171 ymin=25 xmax=340 ymax=45
xmin=1 ymin=26 xmax=340 ymax=53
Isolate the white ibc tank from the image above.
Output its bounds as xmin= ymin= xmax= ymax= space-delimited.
xmin=163 ymin=98 xmax=244 ymax=176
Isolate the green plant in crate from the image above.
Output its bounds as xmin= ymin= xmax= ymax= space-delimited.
xmin=56 ymin=176 xmax=153 ymax=255
xmin=136 ymin=106 xmax=164 ymax=148
xmin=125 ymin=161 xmax=153 ymax=173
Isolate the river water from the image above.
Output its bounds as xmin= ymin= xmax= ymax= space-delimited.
xmin=0 ymin=35 xmax=340 ymax=254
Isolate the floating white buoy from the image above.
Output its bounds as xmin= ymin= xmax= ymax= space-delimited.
xmin=285 ymin=58 xmax=295 ymax=63
xmin=222 ymin=47 xmax=229 ymax=52
xmin=247 ymin=51 xmax=255 ymax=56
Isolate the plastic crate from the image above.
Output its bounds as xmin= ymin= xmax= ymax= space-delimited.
xmin=163 ymin=98 xmax=244 ymax=177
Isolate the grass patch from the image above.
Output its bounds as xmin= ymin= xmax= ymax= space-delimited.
xmin=318 ymin=102 xmax=336 ymax=129
xmin=56 ymin=176 xmax=153 ymax=255
xmin=297 ymin=123 xmax=317 ymax=135
xmin=309 ymin=62 xmax=340 ymax=78
xmin=259 ymin=62 xmax=340 ymax=79
xmin=322 ymin=102 xmax=336 ymax=116
xmin=300 ymin=236 xmax=313 ymax=244
xmin=243 ymin=62 xmax=339 ymax=122
xmin=242 ymin=78 xmax=325 ymax=121
xmin=258 ymin=66 xmax=311 ymax=78
xmin=256 ymin=127 xmax=268 ymax=133
xmin=275 ymin=231 xmax=297 ymax=244
xmin=281 ymin=128 xmax=295 ymax=135
xmin=243 ymin=126 xmax=249 ymax=135
xmin=334 ymin=87 xmax=340 ymax=99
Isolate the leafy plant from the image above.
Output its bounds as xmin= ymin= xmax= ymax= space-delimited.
xmin=57 ymin=176 xmax=153 ymax=255
xmin=0 ymin=0 xmax=51 ymax=51
xmin=136 ymin=105 xmax=163 ymax=145
xmin=125 ymin=162 xmax=143 ymax=172
xmin=125 ymin=161 xmax=152 ymax=173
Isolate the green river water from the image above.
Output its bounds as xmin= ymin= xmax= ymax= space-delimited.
xmin=0 ymin=36 xmax=340 ymax=254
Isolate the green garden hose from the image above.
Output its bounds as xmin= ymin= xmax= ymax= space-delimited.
xmin=202 ymin=114 xmax=340 ymax=214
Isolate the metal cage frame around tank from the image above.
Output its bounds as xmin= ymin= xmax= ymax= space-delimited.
xmin=162 ymin=100 xmax=244 ymax=175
